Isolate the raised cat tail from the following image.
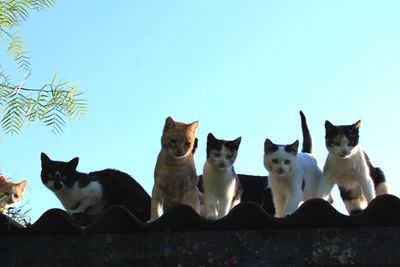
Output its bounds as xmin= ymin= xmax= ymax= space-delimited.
xmin=364 ymin=152 xmax=390 ymax=196
xmin=373 ymin=167 xmax=389 ymax=195
xmin=300 ymin=110 xmax=313 ymax=154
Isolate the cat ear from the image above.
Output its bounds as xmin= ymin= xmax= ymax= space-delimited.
xmin=164 ymin=116 xmax=176 ymax=131
xmin=325 ymin=120 xmax=336 ymax=132
xmin=207 ymin=133 xmax=217 ymax=143
xmin=187 ymin=121 xmax=199 ymax=132
xmin=17 ymin=180 xmax=27 ymax=192
xmin=225 ymin=137 xmax=242 ymax=151
xmin=285 ymin=140 xmax=299 ymax=155
xmin=41 ymin=152 xmax=51 ymax=165
xmin=353 ymin=120 xmax=361 ymax=130
xmin=233 ymin=137 xmax=242 ymax=149
xmin=69 ymin=157 xmax=79 ymax=170
xmin=0 ymin=175 xmax=8 ymax=185
xmin=264 ymin=139 xmax=278 ymax=154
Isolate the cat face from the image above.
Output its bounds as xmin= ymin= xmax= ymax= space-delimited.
xmin=161 ymin=116 xmax=199 ymax=158
xmin=40 ymin=153 xmax=79 ymax=191
xmin=325 ymin=120 xmax=361 ymax=158
xmin=206 ymin=133 xmax=241 ymax=171
xmin=263 ymin=139 xmax=299 ymax=177
xmin=0 ymin=175 xmax=27 ymax=210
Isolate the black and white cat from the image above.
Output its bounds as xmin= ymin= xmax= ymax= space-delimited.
xmin=40 ymin=153 xmax=150 ymax=222
xmin=317 ymin=120 xmax=389 ymax=215
xmin=202 ymin=133 xmax=242 ymax=220
xmin=263 ymin=111 xmax=323 ymax=217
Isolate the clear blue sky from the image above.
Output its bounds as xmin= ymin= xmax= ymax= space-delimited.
xmin=1 ymin=1 xmax=399 ymax=222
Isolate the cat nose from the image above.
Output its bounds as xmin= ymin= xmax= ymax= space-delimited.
xmin=176 ymin=150 xmax=183 ymax=156
xmin=54 ymin=180 xmax=63 ymax=190
xmin=277 ymin=168 xmax=285 ymax=174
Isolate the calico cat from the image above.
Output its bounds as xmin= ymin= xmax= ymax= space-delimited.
xmin=0 ymin=175 xmax=27 ymax=213
xmin=150 ymin=116 xmax=201 ymax=221
xmin=317 ymin=120 xmax=389 ymax=215
xmin=40 ymin=153 xmax=151 ymax=222
xmin=263 ymin=111 xmax=323 ymax=217
xmin=202 ymin=133 xmax=242 ymax=220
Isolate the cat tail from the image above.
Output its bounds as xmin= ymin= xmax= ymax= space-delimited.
xmin=364 ymin=152 xmax=390 ymax=195
xmin=300 ymin=110 xmax=313 ymax=154
xmin=192 ymin=138 xmax=198 ymax=154
xmin=372 ymin=167 xmax=390 ymax=195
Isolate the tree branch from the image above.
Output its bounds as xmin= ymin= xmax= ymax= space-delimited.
xmin=0 ymin=83 xmax=70 ymax=93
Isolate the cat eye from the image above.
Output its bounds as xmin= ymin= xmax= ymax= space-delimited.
xmin=184 ymin=141 xmax=191 ymax=147
xmin=272 ymin=159 xmax=279 ymax=164
xmin=284 ymin=160 xmax=291 ymax=165
xmin=13 ymin=193 xmax=18 ymax=198
xmin=170 ymin=139 xmax=177 ymax=144
xmin=348 ymin=140 xmax=356 ymax=146
xmin=213 ymin=152 xmax=221 ymax=158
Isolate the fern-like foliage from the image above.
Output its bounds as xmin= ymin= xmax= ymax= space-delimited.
xmin=0 ymin=74 xmax=87 ymax=134
xmin=0 ymin=0 xmax=87 ymax=134
xmin=1 ymin=206 xmax=31 ymax=227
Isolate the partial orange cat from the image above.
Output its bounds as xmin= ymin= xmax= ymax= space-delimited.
xmin=150 ymin=116 xmax=201 ymax=221
xmin=0 ymin=175 xmax=27 ymax=213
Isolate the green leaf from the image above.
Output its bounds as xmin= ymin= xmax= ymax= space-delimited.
xmin=0 ymin=2 xmax=87 ymax=135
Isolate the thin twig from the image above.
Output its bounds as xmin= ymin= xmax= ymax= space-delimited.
xmin=0 ymin=28 xmax=14 ymax=39
xmin=0 ymin=83 xmax=70 ymax=93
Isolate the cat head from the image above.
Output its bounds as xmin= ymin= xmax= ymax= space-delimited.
xmin=161 ymin=116 xmax=199 ymax=158
xmin=325 ymin=120 xmax=361 ymax=158
xmin=40 ymin=153 xmax=79 ymax=191
xmin=206 ymin=133 xmax=241 ymax=171
xmin=263 ymin=139 xmax=299 ymax=177
xmin=0 ymin=175 xmax=27 ymax=210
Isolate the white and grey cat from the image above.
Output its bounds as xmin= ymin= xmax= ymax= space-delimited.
xmin=263 ymin=111 xmax=323 ymax=218
xmin=202 ymin=133 xmax=242 ymax=220
xmin=317 ymin=120 xmax=389 ymax=215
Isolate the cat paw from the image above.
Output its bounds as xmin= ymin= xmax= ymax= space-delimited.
xmin=206 ymin=214 xmax=218 ymax=220
xmin=147 ymin=217 xmax=159 ymax=223
xmin=66 ymin=209 xmax=82 ymax=216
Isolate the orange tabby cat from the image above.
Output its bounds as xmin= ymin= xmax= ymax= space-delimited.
xmin=150 ymin=116 xmax=201 ymax=221
xmin=0 ymin=175 xmax=27 ymax=213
